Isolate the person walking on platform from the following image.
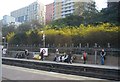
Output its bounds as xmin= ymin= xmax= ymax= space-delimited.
xmin=83 ymin=51 xmax=87 ymax=64
xmin=100 ymin=49 xmax=106 ymax=65
xmin=54 ymin=49 xmax=59 ymax=62
xmin=67 ymin=51 xmax=72 ymax=64
xmin=40 ymin=50 xmax=44 ymax=61
xmin=24 ymin=49 xmax=29 ymax=59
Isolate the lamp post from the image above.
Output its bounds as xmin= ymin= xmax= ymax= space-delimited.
xmin=41 ymin=31 xmax=45 ymax=48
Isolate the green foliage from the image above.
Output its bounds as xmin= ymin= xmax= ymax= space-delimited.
xmin=27 ymin=30 xmax=41 ymax=45
xmin=6 ymin=32 xmax=15 ymax=42
xmin=51 ymin=15 xmax=83 ymax=28
xmin=96 ymin=2 xmax=119 ymax=25
xmin=2 ymin=25 xmax=16 ymax=36
xmin=2 ymin=20 xmax=43 ymax=45
xmin=9 ymin=32 xmax=28 ymax=45
xmin=16 ymin=20 xmax=43 ymax=33
xmin=7 ymin=23 xmax=119 ymax=48
xmin=73 ymin=1 xmax=99 ymax=25
xmin=17 ymin=23 xmax=31 ymax=33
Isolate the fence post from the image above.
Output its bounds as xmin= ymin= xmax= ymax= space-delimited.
xmin=31 ymin=45 xmax=32 ymax=51
xmin=79 ymin=43 xmax=81 ymax=48
xmin=53 ymin=44 xmax=55 ymax=47
xmin=95 ymin=50 xmax=97 ymax=64
xmin=72 ymin=43 xmax=74 ymax=47
xmin=47 ymin=44 xmax=50 ymax=47
xmin=95 ymin=43 xmax=97 ymax=47
xmin=65 ymin=43 xmax=67 ymax=47
xmin=108 ymin=43 xmax=110 ymax=48
xmin=87 ymin=43 xmax=89 ymax=48
xmin=58 ymin=44 xmax=61 ymax=47
xmin=39 ymin=44 xmax=41 ymax=47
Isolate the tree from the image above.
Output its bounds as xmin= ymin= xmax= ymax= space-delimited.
xmin=9 ymin=32 xmax=27 ymax=45
xmin=51 ymin=15 xmax=83 ymax=28
xmin=2 ymin=25 xmax=16 ymax=36
xmin=64 ymin=15 xmax=83 ymax=26
xmin=16 ymin=20 xmax=43 ymax=33
xmin=73 ymin=1 xmax=99 ymax=25
xmin=27 ymin=31 xmax=41 ymax=45
xmin=51 ymin=18 xmax=66 ymax=28
xmin=96 ymin=2 xmax=119 ymax=25
xmin=30 ymin=20 xmax=43 ymax=29
xmin=16 ymin=22 xmax=31 ymax=33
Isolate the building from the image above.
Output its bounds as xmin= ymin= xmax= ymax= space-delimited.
xmin=53 ymin=0 xmax=95 ymax=20
xmin=2 ymin=15 xmax=21 ymax=26
xmin=61 ymin=0 xmax=75 ymax=18
xmin=2 ymin=15 xmax=15 ymax=25
xmin=54 ymin=0 xmax=75 ymax=20
xmin=53 ymin=0 xmax=62 ymax=20
xmin=46 ymin=3 xmax=54 ymax=24
xmin=11 ymin=1 xmax=46 ymax=25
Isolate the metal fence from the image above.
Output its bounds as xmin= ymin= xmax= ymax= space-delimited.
xmin=8 ymin=44 xmax=119 ymax=51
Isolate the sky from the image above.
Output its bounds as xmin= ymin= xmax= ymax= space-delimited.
xmin=0 ymin=0 xmax=107 ymax=20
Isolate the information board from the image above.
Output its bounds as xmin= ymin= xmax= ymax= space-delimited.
xmin=40 ymin=48 xmax=48 ymax=56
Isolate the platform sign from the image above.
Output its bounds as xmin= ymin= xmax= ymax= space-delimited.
xmin=0 ymin=45 xmax=2 ymax=81
xmin=40 ymin=48 xmax=48 ymax=56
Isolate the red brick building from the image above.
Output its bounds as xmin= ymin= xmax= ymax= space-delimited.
xmin=46 ymin=3 xmax=54 ymax=24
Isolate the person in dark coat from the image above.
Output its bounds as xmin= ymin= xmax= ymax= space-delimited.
xmin=40 ymin=50 xmax=44 ymax=61
xmin=67 ymin=51 xmax=72 ymax=64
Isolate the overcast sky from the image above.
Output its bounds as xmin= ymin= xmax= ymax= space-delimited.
xmin=0 ymin=0 xmax=108 ymax=20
